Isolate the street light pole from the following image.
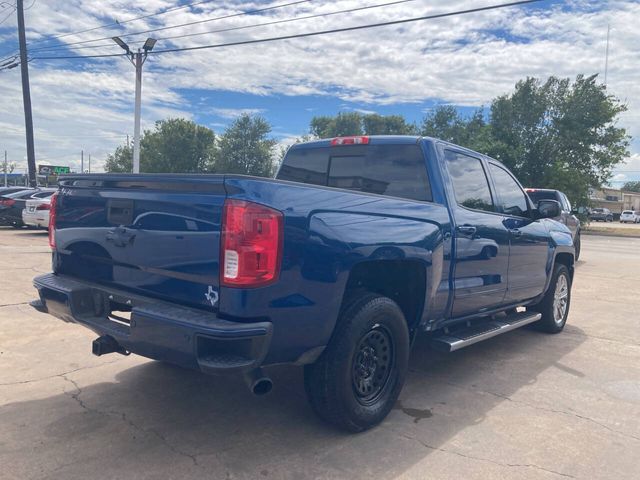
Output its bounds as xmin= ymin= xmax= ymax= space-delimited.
xmin=112 ymin=37 xmax=157 ymax=174
xmin=133 ymin=49 xmax=143 ymax=174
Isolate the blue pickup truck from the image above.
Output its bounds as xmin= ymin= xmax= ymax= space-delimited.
xmin=33 ymin=136 xmax=574 ymax=432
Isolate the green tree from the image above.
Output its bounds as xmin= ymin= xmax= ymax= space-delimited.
xmin=104 ymin=144 xmax=132 ymax=173
xmin=362 ymin=114 xmax=416 ymax=135
xmin=622 ymin=181 xmax=640 ymax=192
xmin=104 ymin=118 xmax=216 ymax=173
xmin=488 ymin=75 xmax=629 ymax=206
xmin=310 ymin=112 xmax=363 ymax=137
xmin=212 ymin=114 xmax=277 ymax=177
xmin=310 ymin=112 xmax=417 ymax=138
xmin=420 ymin=106 xmax=490 ymax=152
xmin=420 ymin=105 xmax=466 ymax=143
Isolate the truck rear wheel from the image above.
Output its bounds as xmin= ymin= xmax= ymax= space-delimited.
xmin=304 ymin=293 xmax=410 ymax=432
xmin=529 ymin=263 xmax=571 ymax=333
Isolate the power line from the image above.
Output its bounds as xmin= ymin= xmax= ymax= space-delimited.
xmin=32 ymin=0 xmax=545 ymax=61
xmin=29 ymin=0 xmax=420 ymax=54
xmin=27 ymin=0 xmax=215 ymax=46
xmin=28 ymin=0 xmax=313 ymax=52
xmin=0 ymin=4 xmax=15 ymax=25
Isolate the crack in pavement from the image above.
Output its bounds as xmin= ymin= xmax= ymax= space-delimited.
xmin=0 ymin=359 xmax=125 ymax=386
xmin=399 ymin=433 xmax=576 ymax=478
xmin=419 ymin=372 xmax=640 ymax=443
xmin=60 ymin=374 xmax=201 ymax=468
xmin=0 ymin=301 xmax=30 ymax=308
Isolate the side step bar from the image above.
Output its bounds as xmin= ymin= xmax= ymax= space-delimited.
xmin=431 ymin=311 xmax=542 ymax=352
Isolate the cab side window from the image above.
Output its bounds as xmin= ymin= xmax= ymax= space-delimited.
xmin=445 ymin=150 xmax=494 ymax=212
xmin=488 ymin=164 xmax=529 ymax=217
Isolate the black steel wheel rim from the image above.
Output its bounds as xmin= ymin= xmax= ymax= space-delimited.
xmin=351 ymin=325 xmax=394 ymax=405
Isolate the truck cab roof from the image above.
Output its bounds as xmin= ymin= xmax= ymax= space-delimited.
xmin=288 ymin=135 xmax=424 ymax=150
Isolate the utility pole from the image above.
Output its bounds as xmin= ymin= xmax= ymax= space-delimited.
xmin=604 ymin=23 xmax=610 ymax=86
xmin=81 ymin=149 xmax=84 ymax=173
xmin=112 ymin=37 xmax=157 ymax=173
xmin=4 ymin=151 xmax=7 ymax=187
xmin=16 ymin=0 xmax=37 ymax=187
xmin=88 ymin=153 xmax=91 ymax=173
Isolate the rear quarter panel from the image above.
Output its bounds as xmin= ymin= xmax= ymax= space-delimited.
xmin=221 ymin=176 xmax=451 ymax=364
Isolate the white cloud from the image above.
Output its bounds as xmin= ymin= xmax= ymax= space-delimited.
xmin=0 ymin=0 xmax=638 ymax=173
xmin=208 ymin=107 xmax=266 ymax=119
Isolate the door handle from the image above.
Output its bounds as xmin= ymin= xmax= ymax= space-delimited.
xmin=509 ymin=228 xmax=523 ymax=237
xmin=456 ymin=225 xmax=477 ymax=236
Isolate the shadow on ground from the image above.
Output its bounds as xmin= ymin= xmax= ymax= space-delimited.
xmin=1 ymin=326 xmax=585 ymax=479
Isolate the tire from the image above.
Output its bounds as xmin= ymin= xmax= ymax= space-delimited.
xmin=529 ymin=263 xmax=571 ymax=333
xmin=304 ymin=293 xmax=410 ymax=432
xmin=574 ymin=232 xmax=581 ymax=261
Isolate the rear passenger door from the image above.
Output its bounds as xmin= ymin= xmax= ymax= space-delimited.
xmin=444 ymin=149 xmax=510 ymax=317
xmin=487 ymin=162 xmax=549 ymax=303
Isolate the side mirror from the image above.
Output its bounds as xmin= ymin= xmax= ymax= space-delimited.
xmin=537 ymin=199 xmax=561 ymax=219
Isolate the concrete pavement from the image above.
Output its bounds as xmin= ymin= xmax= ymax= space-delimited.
xmin=1 ymin=229 xmax=639 ymax=479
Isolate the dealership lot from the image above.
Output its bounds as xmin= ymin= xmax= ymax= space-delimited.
xmin=1 ymin=228 xmax=639 ymax=480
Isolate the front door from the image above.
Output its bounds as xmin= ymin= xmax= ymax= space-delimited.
xmin=487 ymin=162 xmax=550 ymax=303
xmin=444 ymin=149 xmax=510 ymax=317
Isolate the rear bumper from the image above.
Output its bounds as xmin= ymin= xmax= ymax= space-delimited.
xmin=22 ymin=209 xmax=49 ymax=228
xmin=33 ymin=273 xmax=272 ymax=374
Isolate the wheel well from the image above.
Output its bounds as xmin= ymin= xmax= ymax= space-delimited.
xmin=342 ymin=260 xmax=426 ymax=332
xmin=555 ymin=252 xmax=574 ymax=280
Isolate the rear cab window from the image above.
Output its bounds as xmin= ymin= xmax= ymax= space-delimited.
xmin=278 ymin=142 xmax=432 ymax=202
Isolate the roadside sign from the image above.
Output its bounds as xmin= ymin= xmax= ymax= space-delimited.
xmin=38 ymin=165 xmax=71 ymax=175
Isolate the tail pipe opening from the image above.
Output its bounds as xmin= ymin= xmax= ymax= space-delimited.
xmin=244 ymin=368 xmax=273 ymax=396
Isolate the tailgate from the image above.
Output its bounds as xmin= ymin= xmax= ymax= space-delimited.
xmin=54 ymin=174 xmax=226 ymax=310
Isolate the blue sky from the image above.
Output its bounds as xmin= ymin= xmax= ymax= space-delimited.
xmin=0 ymin=0 xmax=638 ymax=184
xmin=185 ymin=88 xmax=480 ymax=136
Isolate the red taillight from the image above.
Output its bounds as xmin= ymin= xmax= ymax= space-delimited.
xmin=48 ymin=192 xmax=58 ymax=248
xmin=0 ymin=198 xmax=16 ymax=207
xmin=330 ymin=136 xmax=370 ymax=146
xmin=36 ymin=203 xmax=50 ymax=210
xmin=221 ymin=199 xmax=283 ymax=288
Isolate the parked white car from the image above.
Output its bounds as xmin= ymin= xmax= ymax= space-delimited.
xmin=620 ymin=210 xmax=639 ymax=223
xmin=22 ymin=196 xmax=52 ymax=228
